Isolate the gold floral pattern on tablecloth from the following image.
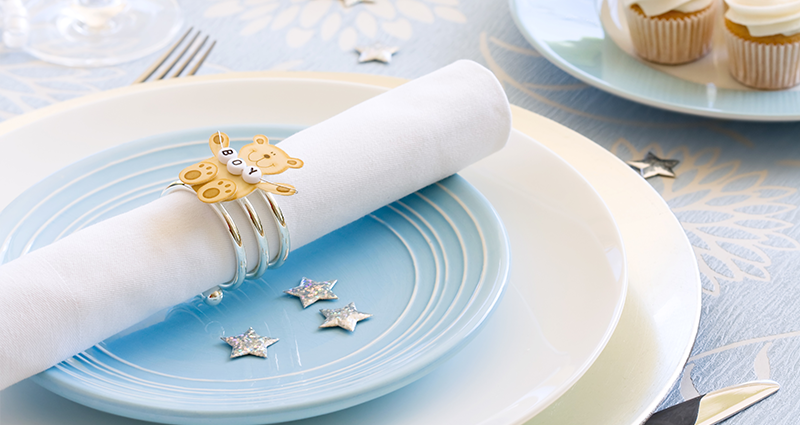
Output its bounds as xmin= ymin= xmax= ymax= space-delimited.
xmin=612 ymin=138 xmax=799 ymax=296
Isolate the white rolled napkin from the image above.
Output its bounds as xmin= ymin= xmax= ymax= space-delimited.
xmin=0 ymin=60 xmax=512 ymax=390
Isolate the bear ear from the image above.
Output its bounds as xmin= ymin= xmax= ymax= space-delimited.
xmin=253 ymin=135 xmax=269 ymax=145
xmin=286 ymin=157 xmax=304 ymax=169
xmin=209 ymin=132 xmax=230 ymax=155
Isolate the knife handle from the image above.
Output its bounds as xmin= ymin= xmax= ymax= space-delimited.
xmin=645 ymin=397 xmax=702 ymax=425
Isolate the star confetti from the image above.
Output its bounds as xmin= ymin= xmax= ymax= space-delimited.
xmin=341 ymin=0 xmax=373 ymax=6
xmin=320 ymin=302 xmax=372 ymax=332
xmin=285 ymin=277 xmax=338 ymax=308
xmin=221 ymin=327 xmax=278 ymax=358
xmin=626 ymin=152 xmax=680 ymax=179
xmin=355 ymin=43 xmax=398 ymax=64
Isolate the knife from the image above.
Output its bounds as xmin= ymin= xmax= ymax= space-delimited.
xmin=644 ymin=380 xmax=779 ymax=425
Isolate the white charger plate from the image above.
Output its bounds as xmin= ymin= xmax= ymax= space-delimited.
xmin=0 ymin=72 xmax=698 ymax=425
xmin=510 ymin=0 xmax=800 ymax=121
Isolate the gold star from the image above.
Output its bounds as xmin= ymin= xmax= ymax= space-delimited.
xmin=626 ymin=152 xmax=680 ymax=179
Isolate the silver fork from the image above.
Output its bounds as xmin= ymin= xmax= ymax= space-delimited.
xmin=132 ymin=27 xmax=216 ymax=84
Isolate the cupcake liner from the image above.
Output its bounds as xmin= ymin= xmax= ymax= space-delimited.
xmin=724 ymin=27 xmax=800 ymax=90
xmin=625 ymin=3 xmax=716 ymax=65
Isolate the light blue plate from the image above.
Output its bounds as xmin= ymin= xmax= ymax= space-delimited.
xmin=509 ymin=0 xmax=800 ymax=121
xmin=0 ymin=125 xmax=510 ymax=424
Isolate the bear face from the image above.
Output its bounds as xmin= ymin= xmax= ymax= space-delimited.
xmin=239 ymin=135 xmax=304 ymax=175
xmin=179 ymin=132 xmax=303 ymax=203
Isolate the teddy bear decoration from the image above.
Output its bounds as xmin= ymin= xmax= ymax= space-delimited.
xmin=179 ymin=132 xmax=304 ymax=203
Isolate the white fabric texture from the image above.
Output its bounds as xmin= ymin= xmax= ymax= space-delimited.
xmin=0 ymin=60 xmax=512 ymax=390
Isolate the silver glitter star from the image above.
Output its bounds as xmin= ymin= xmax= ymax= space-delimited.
xmin=626 ymin=152 xmax=680 ymax=179
xmin=284 ymin=277 xmax=338 ymax=308
xmin=221 ymin=327 xmax=278 ymax=358
xmin=355 ymin=43 xmax=398 ymax=64
xmin=319 ymin=302 xmax=372 ymax=332
xmin=341 ymin=0 xmax=373 ymax=6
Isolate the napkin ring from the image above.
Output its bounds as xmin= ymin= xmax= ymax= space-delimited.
xmin=259 ymin=190 xmax=290 ymax=269
xmin=163 ymin=132 xmax=303 ymax=305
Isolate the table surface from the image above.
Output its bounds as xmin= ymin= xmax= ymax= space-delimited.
xmin=1 ymin=0 xmax=799 ymax=424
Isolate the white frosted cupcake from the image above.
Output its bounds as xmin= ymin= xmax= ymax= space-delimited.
xmin=724 ymin=0 xmax=800 ymax=90
xmin=624 ymin=0 xmax=717 ymax=64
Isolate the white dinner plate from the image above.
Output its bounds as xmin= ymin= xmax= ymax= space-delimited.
xmin=510 ymin=0 xmax=800 ymax=121
xmin=0 ymin=72 xmax=699 ymax=425
xmin=0 ymin=73 xmax=627 ymax=423
xmin=0 ymin=75 xmax=626 ymax=424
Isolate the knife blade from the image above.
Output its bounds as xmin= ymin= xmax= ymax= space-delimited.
xmin=644 ymin=380 xmax=779 ymax=425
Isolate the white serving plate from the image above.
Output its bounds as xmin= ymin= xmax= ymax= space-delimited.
xmin=510 ymin=0 xmax=800 ymax=121
xmin=601 ymin=0 xmax=754 ymax=91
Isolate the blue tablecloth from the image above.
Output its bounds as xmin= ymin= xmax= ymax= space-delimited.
xmin=2 ymin=0 xmax=799 ymax=423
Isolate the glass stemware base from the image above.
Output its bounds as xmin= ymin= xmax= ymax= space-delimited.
xmin=24 ymin=0 xmax=182 ymax=67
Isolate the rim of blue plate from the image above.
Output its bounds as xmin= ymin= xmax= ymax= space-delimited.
xmin=4 ymin=125 xmax=511 ymax=424
xmin=509 ymin=0 xmax=800 ymax=121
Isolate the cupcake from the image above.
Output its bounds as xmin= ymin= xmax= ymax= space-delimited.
xmin=724 ymin=0 xmax=800 ymax=90
xmin=624 ymin=0 xmax=717 ymax=64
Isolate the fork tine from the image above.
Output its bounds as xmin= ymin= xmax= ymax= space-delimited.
xmin=187 ymin=40 xmax=216 ymax=77
xmin=170 ymin=35 xmax=208 ymax=78
xmin=132 ymin=27 xmax=193 ymax=84
xmin=154 ymin=31 xmax=201 ymax=81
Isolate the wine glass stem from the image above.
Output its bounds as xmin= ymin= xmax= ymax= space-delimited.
xmin=70 ymin=0 xmax=125 ymax=30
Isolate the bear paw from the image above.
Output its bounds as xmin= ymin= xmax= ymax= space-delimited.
xmin=180 ymin=162 xmax=217 ymax=186
xmin=197 ymin=179 xmax=238 ymax=203
xmin=258 ymin=181 xmax=296 ymax=196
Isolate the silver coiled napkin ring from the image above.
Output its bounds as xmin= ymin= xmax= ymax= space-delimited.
xmin=162 ymin=183 xmax=291 ymax=305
